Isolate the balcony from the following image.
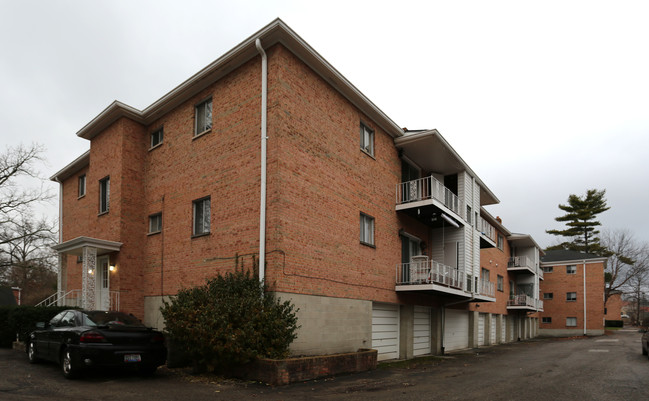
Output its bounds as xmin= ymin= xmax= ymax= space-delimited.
xmin=396 ymin=257 xmax=468 ymax=298
xmin=477 ymin=216 xmax=497 ymax=248
xmin=507 ymin=294 xmax=542 ymax=311
xmin=396 ymin=176 xmax=462 ymax=220
xmin=474 ymin=279 xmax=495 ymax=301
xmin=507 ymin=256 xmax=537 ymax=275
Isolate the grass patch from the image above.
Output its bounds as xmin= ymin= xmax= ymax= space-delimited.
xmin=605 ymin=327 xmax=623 ymax=331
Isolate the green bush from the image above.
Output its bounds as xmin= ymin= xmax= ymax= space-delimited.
xmin=161 ymin=270 xmax=299 ymax=372
xmin=0 ymin=305 xmax=72 ymax=347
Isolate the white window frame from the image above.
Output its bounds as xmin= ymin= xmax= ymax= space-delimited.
xmin=497 ymin=275 xmax=504 ymax=292
xmin=99 ymin=176 xmax=110 ymax=214
xmin=566 ymin=292 xmax=577 ymax=301
xmin=566 ymin=317 xmax=577 ymax=327
xmin=195 ymin=98 xmax=212 ymax=136
xmin=150 ymin=127 xmax=164 ymax=148
xmin=360 ymin=122 xmax=374 ymax=156
xmin=543 ymin=292 xmax=553 ymax=300
xmin=192 ymin=197 xmax=211 ymax=236
xmin=543 ymin=266 xmax=553 ymax=273
xmin=566 ymin=265 xmax=577 ymax=274
xmin=78 ymin=174 xmax=86 ymax=198
xmin=149 ymin=213 xmax=162 ymax=234
xmin=360 ymin=212 xmax=375 ymax=246
xmin=497 ymin=234 xmax=504 ymax=250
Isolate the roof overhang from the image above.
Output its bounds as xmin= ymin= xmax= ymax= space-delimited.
xmin=540 ymin=256 xmax=608 ymax=266
xmin=52 ymin=236 xmax=123 ymax=256
xmin=395 ymin=129 xmax=499 ymax=206
xmin=50 ymin=150 xmax=90 ymax=182
xmin=75 ymin=18 xmax=404 ymax=141
xmin=480 ymin=208 xmax=511 ymax=236
xmin=508 ymin=233 xmax=544 ymax=255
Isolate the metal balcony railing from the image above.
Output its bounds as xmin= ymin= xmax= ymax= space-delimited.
xmin=479 ymin=279 xmax=495 ymax=298
xmin=396 ymin=258 xmax=465 ymax=290
xmin=477 ymin=216 xmax=497 ymax=243
xmin=507 ymin=294 xmax=536 ymax=308
xmin=396 ymin=176 xmax=461 ymax=217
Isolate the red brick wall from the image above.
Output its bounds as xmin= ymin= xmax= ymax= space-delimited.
xmin=471 ymin=230 xmax=511 ymax=315
xmin=539 ymin=261 xmax=605 ymax=331
xmin=605 ymin=292 xmax=623 ymax=320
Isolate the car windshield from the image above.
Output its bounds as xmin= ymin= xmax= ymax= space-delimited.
xmin=82 ymin=311 xmax=145 ymax=327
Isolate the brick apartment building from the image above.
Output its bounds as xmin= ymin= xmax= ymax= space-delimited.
xmin=48 ymin=19 xmax=543 ymax=360
xmin=539 ymin=250 xmax=607 ymax=336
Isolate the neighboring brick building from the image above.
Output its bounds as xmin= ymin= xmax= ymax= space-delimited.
xmin=49 ymin=19 xmax=543 ymax=360
xmin=604 ymin=290 xmax=623 ymax=321
xmin=539 ymin=250 xmax=607 ymax=336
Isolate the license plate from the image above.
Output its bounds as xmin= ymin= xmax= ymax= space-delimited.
xmin=124 ymin=354 xmax=141 ymax=363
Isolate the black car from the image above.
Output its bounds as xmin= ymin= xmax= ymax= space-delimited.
xmin=27 ymin=309 xmax=167 ymax=379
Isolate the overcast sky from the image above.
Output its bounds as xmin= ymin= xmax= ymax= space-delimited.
xmin=2 ymin=0 xmax=648 ymax=248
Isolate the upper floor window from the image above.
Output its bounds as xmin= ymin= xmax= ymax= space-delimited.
xmin=78 ymin=174 xmax=86 ymax=198
xmin=567 ymin=265 xmax=576 ymax=274
xmin=497 ymin=234 xmax=504 ymax=251
xmin=195 ymin=98 xmax=212 ymax=136
xmin=359 ymin=213 xmax=375 ymax=246
xmin=192 ymin=197 xmax=211 ymax=236
xmin=542 ymin=266 xmax=553 ymax=273
xmin=151 ymin=127 xmax=164 ymax=148
xmin=466 ymin=206 xmax=472 ymax=225
xmin=543 ymin=292 xmax=553 ymax=300
xmin=481 ymin=267 xmax=490 ymax=282
xmin=360 ymin=122 xmax=374 ymax=156
xmin=149 ymin=213 xmax=162 ymax=234
xmin=497 ymin=275 xmax=504 ymax=292
xmin=566 ymin=292 xmax=577 ymax=301
xmin=99 ymin=176 xmax=110 ymax=214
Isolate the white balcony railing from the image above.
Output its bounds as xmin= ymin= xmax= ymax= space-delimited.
xmin=396 ymin=176 xmax=461 ymax=217
xmin=479 ymin=279 xmax=495 ymax=298
xmin=396 ymin=258 xmax=465 ymax=290
xmin=477 ymin=216 xmax=497 ymax=243
xmin=508 ymin=256 xmax=536 ymax=271
xmin=507 ymin=294 xmax=536 ymax=308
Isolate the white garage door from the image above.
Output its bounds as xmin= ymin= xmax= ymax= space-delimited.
xmin=372 ymin=303 xmax=399 ymax=361
xmin=509 ymin=316 xmax=515 ymax=341
xmin=413 ymin=306 xmax=431 ymax=356
xmin=490 ymin=315 xmax=497 ymax=344
xmin=444 ymin=309 xmax=469 ymax=351
xmin=478 ymin=314 xmax=485 ymax=346
xmin=501 ymin=317 xmax=507 ymax=343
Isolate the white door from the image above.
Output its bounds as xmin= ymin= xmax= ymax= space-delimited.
xmin=372 ymin=303 xmax=399 ymax=361
xmin=478 ymin=313 xmax=485 ymax=346
xmin=96 ymin=257 xmax=110 ymax=311
xmin=490 ymin=315 xmax=497 ymax=344
xmin=413 ymin=306 xmax=431 ymax=356
xmin=444 ymin=309 xmax=469 ymax=351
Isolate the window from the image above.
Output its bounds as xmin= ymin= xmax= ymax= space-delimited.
xmin=467 ymin=206 xmax=472 ymax=225
xmin=497 ymin=234 xmax=504 ymax=250
xmin=99 ymin=176 xmax=110 ymax=214
xmin=481 ymin=268 xmax=490 ymax=282
xmin=360 ymin=122 xmax=374 ymax=156
xmin=542 ymin=317 xmax=552 ymax=324
xmin=543 ymin=292 xmax=553 ymax=300
xmin=566 ymin=292 xmax=577 ymax=301
xmin=542 ymin=266 xmax=553 ymax=273
xmin=151 ymin=127 xmax=163 ymax=148
xmin=192 ymin=197 xmax=211 ymax=236
xmin=78 ymin=174 xmax=86 ymax=197
xmin=360 ymin=213 xmax=375 ymax=246
xmin=566 ymin=317 xmax=577 ymax=327
xmin=149 ymin=213 xmax=162 ymax=234
xmin=195 ymin=98 xmax=212 ymax=135
xmin=467 ymin=274 xmax=473 ymax=292
xmin=567 ymin=265 xmax=576 ymax=274
xmin=497 ymin=275 xmax=504 ymax=292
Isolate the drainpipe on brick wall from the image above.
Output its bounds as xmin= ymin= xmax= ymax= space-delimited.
xmin=583 ymin=259 xmax=587 ymax=335
xmin=54 ymin=177 xmax=62 ymax=242
xmin=255 ymin=38 xmax=268 ymax=284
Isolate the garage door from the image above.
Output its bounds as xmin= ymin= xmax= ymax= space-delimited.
xmin=413 ymin=306 xmax=431 ymax=356
xmin=508 ymin=316 xmax=515 ymax=341
xmin=444 ymin=309 xmax=469 ymax=351
xmin=372 ymin=303 xmax=399 ymax=361
xmin=490 ymin=315 xmax=497 ymax=344
xmin=478 ymin=314 xmax=485 ymax=346
xmin=501 ymin=317 xmax=507 ymax=343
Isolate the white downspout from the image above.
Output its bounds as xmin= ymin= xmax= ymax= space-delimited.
xmin=54 ymin=177 xmax=63 ymax=301
xmin=255 ymin=38 xmax=267 ymax=284
xmin=583 ymin=260 xmax=587 ymax=335
xmin=55 ymin=177 xmax=63 ymax=242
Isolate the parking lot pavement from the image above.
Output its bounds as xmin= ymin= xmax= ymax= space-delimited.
xmin=2 ymin=330 xmax=649 ymax=400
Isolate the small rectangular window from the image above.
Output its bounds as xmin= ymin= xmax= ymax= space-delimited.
xmin=151 ymin=127 xmax=164 ymax=148
xmin=543 ymin=292 xmax=553 ymax=300
xmin=542 ymin=317 xmax=552 ymax=324
xmin=567 ymin=265 xmax=576 ymax=274
xmin=149 ymin=213 xmax=162 ymax=234
xmin=467 ymin=274 xmax=473 ymax=292
xmin=360 ymin=122 xmax=374 ymax=156
xmin=466 ymin=206 xmax=472 ymax=225
xmin=192 ymin=197 xmax=211 ymax=236
xmin=497 ymin=234 xmax=504 ymax=250
xmin=542 ymin=266 xmax=553 ymax=273
xmin=99 ymin=176 xmax=110 ymax=214
xmin=566 ymin=292 xmax=577 ymax=301
xmin=78 ymin=174 xmax=86 ymax=197
xmin=497 ymin=275 xmax=504 ymax=292
xmin=359 ymin=213 xmax=375 ymax=246
xmin=566 ymin=317 xmax=577 ymax=327
xmin=195 ymin=98 xmax=212 ymax=136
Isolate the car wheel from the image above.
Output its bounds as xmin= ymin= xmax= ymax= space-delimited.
xmin=61 ymin=348 xmax=79 ymax=379
xmin=27 ymin=342 xmax=39 ymax=364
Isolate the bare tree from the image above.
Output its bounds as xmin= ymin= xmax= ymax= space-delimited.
xmin=601 ymin=229 xmax=649 ymax=307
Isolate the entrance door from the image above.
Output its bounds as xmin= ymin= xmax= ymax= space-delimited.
xmin=96 ymin=257 xmax=110 ymax=311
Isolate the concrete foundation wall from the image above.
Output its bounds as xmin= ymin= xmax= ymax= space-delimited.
xmin=539 ymin=329 xmax=605 ymax=337
xmin=273 ymin=292 xmax=372 ymax=356
xmin=144 ymin=295 xmax=171 ymax=331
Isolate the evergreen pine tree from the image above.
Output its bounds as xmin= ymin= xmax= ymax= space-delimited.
xmin=546 ymin=189 xmax=611 ymax=255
